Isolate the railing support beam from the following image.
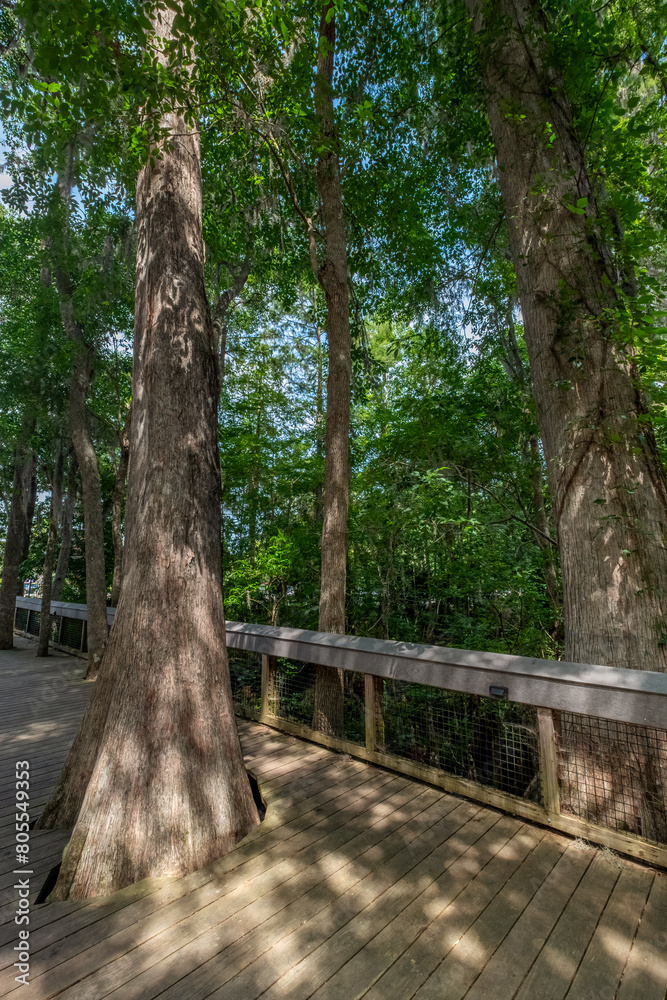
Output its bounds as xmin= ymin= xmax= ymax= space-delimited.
xmin=537 ymin=707 xmax=561 ymax=816
xmin=365 ymin=673 xmax=385 ymax=754
xmin=261 ymin=654 xmax=278 ymax=718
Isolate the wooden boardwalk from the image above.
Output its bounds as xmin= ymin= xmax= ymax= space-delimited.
xmin=1 ymin=638 xmax=666 ymax=1000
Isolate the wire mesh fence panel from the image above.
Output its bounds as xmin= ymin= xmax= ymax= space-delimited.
xmin=228 ymin=649 xmax=262 ymax=716
xmin=379 ymin=679 xmax=541 ymax=801
xmin=26 ymin=611 xmax=40 ymax=637
xmin=14 ymin=608 xmax=28 ymax=631
xmin=342 ymin=671 xmax=366 ymax=746
xmin=274 ymin=659 xmax=317 ymax=726
xmin=557 ymin=712 xmax=667 ymax=846
xmin=60 ymin=617 xmax=83 ymax=650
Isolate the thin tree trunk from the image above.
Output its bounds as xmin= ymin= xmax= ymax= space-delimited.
xmin=314 ymin=321 xmax=324 ymax=523
xmin=0 ymin=417 xmax=36 ymax=648
xmin=17 ymin=468 xmax=37 ymax=597
xmin=110 ymin=404 xmax=132 ymax=608
xmin=37 ymin=443 xmax=65 ymax=656
xmin=38 ymin=3 xmax=259 ymax=898
xmin=212 ymin=257 xmax=251 ymax=385
xmin=52 ymin=453 xmax=78 ymax=602
xmin=247 ymin=404 xmax=262 ymax=559
xmin=56 ymin=286 xmax=108 ymax=678
xmin=498 ymin=308 xmax=561 ymax=612
xmin=311 ymin=0 xmax=351 ymax=737
xmin=470 ymin=0 xmax=667 ymax=839
xmin=528 ymin=435 xmax=560 ymax=613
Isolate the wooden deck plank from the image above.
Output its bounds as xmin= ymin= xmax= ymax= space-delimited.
xmin=616 ymin=872 xmax=667 ymax=1000
xmin=411 ymin=834 xmax=567 ymax=1000
xmin=361 ymin=829 xmax=577 ymax=1000
xmin=566 ymin=865 xmax=654 ymax=1000
xmin=312 ymin=822 xmax=550 ymax=1000
xmin=54 ymin=781 xmax=441 ymax=1000
xmin=460 ymin=841 xmax=594 ymax=1000
xmin=214 ymin=807 xmax=502 ymax=1000
xmin=8 ymin=771 xmax=408 ymax=998
xmin=135 ymin=789 xmax=465 ymax=1000
xmin=513 ymin=851 xmax=622 ymax=1000
xmin=0 ymin=765 xmax=400 ymax=995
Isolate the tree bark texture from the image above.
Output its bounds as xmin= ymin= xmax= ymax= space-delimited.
xmin=57 ymin=286 xmax=108 ymax=678
xmin=311 ymin=1 xmax=351 ymax=737
xmin=40 ymin=4 xmax=259 ymax=898
xmin=52 ymin=453 xmax=78 ymax=602
xmin=0 ymin=418 xmax=36 ymax=648
xmin=470 ymin=0 xmax=667 ymax=839
xmin=110 ymin=405 xmax=132 ymax=608
xmin=37 ymin=443 xmax=64 ymax=656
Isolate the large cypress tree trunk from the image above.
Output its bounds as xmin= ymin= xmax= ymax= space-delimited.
xmin=37 ymin=443 xmax=64 ymax=656
xmin=0 ymin=418 xmax=36 ymax=648
xmin=311 ymin=0 xmax=351 ymax=737
xmin=38 ymin=3 xmax=259 ymax=899
xmin=57 ymin=289 xmax=108 ymax=678
xmin=51 ymin=453 xmax=77 ymax=602
xmin=470 ymin=0 xmax=667 ymax=839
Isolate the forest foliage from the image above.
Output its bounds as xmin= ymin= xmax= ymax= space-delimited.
xmin=1 ymin=0 xmax=667 ymax=661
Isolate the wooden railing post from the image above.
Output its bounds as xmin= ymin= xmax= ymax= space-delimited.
xmin=261 ymin=654 xmax=278 ymax=718
xmin=537 ymin=707 xmax=560 ymax=816
xmin=365 ymin=673 xmax=385 ymax=754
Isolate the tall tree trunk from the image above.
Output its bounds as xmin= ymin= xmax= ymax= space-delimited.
xmin=528 ymin=435 xmax=560 ymax=614
xmin=110 ymin=405 xmax=132 ymax=608
xmin=470 ymin=0 xmax=667 ymax=839
xmin=52 ymin=453 xmax=78 ymax=602
xmin=311 ymin=0 xmax=351 ymax=737
xmin=38 ymin=3 xmax=259 ymax=898
xmin=314 ymin=321 xmax=324 ymax=523
xmin=56 ymin=287 xmax=108 ymax=678
xmin=0 ymin=417 xmax=36 ymax=648
xmin=37 ymin=443 xmax=64 ymax=656
xmin=471 ymin=0 xmax=667 ymax=671
xmin=212 ymin=256 xmax=251 ymax=385
xmin=498 ymin=307 xmax=561 ymax=612
xmin=17 ymin=468 xmax=37 ymax=597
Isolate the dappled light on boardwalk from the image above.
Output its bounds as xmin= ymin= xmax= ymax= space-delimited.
xmin=0 ymin=644 xmax=665 ymax=1000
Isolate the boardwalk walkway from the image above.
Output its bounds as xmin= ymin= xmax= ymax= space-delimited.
xmin=1 ymin=637 xmax=666 ymax=1000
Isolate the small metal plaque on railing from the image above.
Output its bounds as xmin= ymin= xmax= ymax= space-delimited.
xmin=489 ymin=685 xmax=508 ymax=700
